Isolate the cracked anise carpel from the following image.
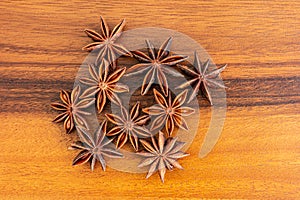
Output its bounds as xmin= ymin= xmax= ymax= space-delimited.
xmin=137 ymin=131 xmax=189 ymax=183
xmin=82 ymin=16 xmax=132 ymax=69
xmin=80 ymin=60 xmax=129 ymax=113
xmin=143 ymin=89 xmax=195 ymax=137
xmin=51 ymin=85 xmax=95 ymax=134
xmin=125 ymin=37 xmax=188 ymax=96
xmin=177 ymin=51 xmax=227 ymax=105
xmin=69 ymin=120 xmax=123 ymax=171
xmin=105 ymin=102 xmax=151 ymax=151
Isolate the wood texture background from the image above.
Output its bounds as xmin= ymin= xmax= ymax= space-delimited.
xmin=0 ymin=0 xmax=299 ymax=199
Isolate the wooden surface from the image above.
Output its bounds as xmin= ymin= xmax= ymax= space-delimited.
xmin=0 ymin=0 xmax=299 ymax=199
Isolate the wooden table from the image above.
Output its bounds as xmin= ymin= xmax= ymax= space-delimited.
xmin=0 ymin=0 xmax=299 ymax=199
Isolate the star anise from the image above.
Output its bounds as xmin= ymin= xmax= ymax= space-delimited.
xmin=69 ymin=120 xmax=123 ymax=171
xmin=105 ymin=102 xmax=150 ymax=151
xmin=125 ymin=37 xmax=188 ymax=96
xmin=51 ymin=85 xmax=95 ymax=134
xmin=138 ymin=131 xmax=189 ymax=183
xmin=80 ymin=60 xmax=129 ymax=113
xmin=177 ymin=51 xmax=227 ymax=105
xmin=143 ymin=89 xmax=195 ymax=137
xmin=82 ymin=16 xmax=132 ymax=68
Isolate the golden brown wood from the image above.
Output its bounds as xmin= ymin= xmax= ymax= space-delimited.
xmin=0 ymin=0 xmax=299 ymax=199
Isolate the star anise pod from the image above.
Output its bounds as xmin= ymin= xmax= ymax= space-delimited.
xmin=177 ymin=51 xmax=227 ymax=105
xmin=69 ymin=120 xmax=123 ymax=171
xmin=138 ymin=131 xmax=189 ymax=183
xmin=51 ymin=85 xmax=95 ymax=134
xmin=105 ymin=102 xmax=150 ymax=151
xmin=82 ymin=16 xmax=132 ymax=69
xmin=125 ymin=37 xmax=188 ymax=96
xmin=143 ymin=89 xmax=195 ymax=137
xmin=80 ymin=60 xmax=129 ymax=113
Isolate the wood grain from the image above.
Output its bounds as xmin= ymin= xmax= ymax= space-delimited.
xmin=0 ymin=0 xmax=299 ymax=199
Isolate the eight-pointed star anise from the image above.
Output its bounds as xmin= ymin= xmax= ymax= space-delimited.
xmin=177 ymin=51 xmax=227 ymax=105
xmin=125 ymin=37 xmax=188 ymax=96
xmin=82 ymin=16 xmax=132 ymax=68
xmin=69 ymin=120 xmax=123 ymax=171
xmin=80 ymin=60 xmax=129 ymax=113
xmin=51 ymin=85 xmax=95 ymax=134
xmin=138 ymin=131 xmax=189 ymax=183
xmin=105 ymin=102 xmax=150 ymax=151
xmin=143 ymin=89 xmax=195 ymax=137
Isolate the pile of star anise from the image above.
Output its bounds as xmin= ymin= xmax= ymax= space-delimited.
xmin=51 ymin=16 xmax=226 ymax=183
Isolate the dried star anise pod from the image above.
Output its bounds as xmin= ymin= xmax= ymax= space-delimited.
xmin=125 ymin=37 xmax=188 ymax=96
xmin=51 ymin=85 xmax=95 ymax=134
xmin=138 ymin=131 xmax=189 ymax=183
xmin=177 ymin=51 xmax=227 ymax=105
xmin=69 ymin=120 xmax=123 ymax=171
xmin=143 ymin=89 xmax=195 ymax=137
xmin=82 ymin=16 xmax=132 ymax=69
xmin=105 ymin=102 xmax=150 ymax=151
xmin=80 ymin=60 xmax=129 ymax=113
